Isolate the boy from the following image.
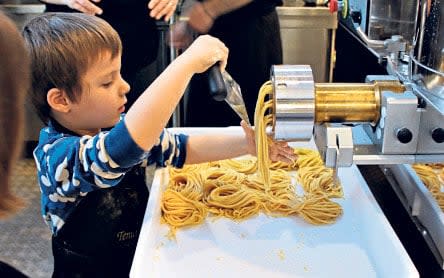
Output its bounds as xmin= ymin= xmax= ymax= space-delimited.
xmin=23 ymin=13 xmax=295 ymax=277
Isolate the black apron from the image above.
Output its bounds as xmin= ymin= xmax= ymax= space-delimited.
xmin=51 ymin=166 xmax=149 ymax=278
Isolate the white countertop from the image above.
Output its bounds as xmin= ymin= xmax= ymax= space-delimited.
xmin=131 ymin=127 xmax=418 ymax=278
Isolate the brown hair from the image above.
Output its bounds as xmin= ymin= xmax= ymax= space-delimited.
xmin=22 ymin=12 xmax=122 ymax=124
xmin=0 ymin=12 xmax=30 ymax=219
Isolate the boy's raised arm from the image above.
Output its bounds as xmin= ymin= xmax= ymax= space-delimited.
xmin=124 ymin=35 xmax=228 ymax=152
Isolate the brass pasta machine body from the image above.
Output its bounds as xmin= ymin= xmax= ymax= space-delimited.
xmin=271 ymin=65 xmax=405 ymax=141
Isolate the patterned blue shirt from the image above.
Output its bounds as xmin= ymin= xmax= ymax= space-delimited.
xmin=33 ymin=117 xmax=188 ymax=235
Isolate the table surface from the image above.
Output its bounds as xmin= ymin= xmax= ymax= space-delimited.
xmin=131 ymin=127 xmax=418 ymax=278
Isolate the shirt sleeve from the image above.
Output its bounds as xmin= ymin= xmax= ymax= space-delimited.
xmin=35 ymin=121 xmax=146 ymax=198
xmin=34 ymin=120 xmax=148 ymax=232
xmin=146 ymin=129 xmax=188 ymax=169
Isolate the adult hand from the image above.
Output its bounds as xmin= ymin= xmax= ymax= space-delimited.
xmin=148 ymin=0 xmax=178 ymax=21
xmin=168 ymin=21 xmax=195 ymax=50
xmin=63 ymin=0 xmax=102 ymax=15
xmin=168 ymin=1 xmax=215 ymax=50
xmin=186 ymin=1 xmax=214 ymax=34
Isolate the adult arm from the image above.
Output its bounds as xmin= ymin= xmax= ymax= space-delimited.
xmin=40 ymin=0 xmax=103 ymax=15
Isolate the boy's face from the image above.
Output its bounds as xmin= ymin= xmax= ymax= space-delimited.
xmin=68 ymin=51 xmax=130 ymax=135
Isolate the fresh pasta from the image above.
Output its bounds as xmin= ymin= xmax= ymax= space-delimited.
xmin=160 ymin=82 xmax=344 ymax=237
xmin=412 ymin=164 xmax=444 ymax=210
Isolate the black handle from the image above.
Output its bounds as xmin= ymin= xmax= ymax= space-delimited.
xmin=207 ymin=64 xmax=227 ymax=101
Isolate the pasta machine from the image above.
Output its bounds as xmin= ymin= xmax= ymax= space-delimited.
xmin=270 ymin=64 xmax=444 ymax=168
xmin=270 ymin=0 xmax=444 ymax=169
xmin=269 ymin=0 xmax=444 ymax=271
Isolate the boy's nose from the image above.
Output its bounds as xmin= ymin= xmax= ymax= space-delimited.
xmin=120 ymin=78 xmax=130 ymax=95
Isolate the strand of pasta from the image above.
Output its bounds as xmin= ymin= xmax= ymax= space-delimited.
xmin=160 ymin=81 xmax=343 ymax=237
xmin=412 ymin=164 xmax=444 ymax=210
xmin=254 ymin=81 xmax=273 ymax=191
xmin=161 ymin=157 xmax=343 ymax=235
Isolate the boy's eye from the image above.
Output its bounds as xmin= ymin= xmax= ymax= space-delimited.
xmin=101 ymin=81 xmax=113 ymax=88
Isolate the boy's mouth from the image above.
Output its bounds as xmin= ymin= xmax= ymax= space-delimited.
xmin=118 ymin=105 xmax=125 ymax=113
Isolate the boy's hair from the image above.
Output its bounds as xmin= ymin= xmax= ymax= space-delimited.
xmin=0 ymin=12 xmax=29 ymax=218
xmin=22 ymin=13 xmax=122 ymax=124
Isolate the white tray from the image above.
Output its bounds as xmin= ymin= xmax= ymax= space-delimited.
xmin=131 ymin=128 xmax=418 ymax=278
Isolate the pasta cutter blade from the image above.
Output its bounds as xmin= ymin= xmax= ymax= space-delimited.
xmin=222 ymin=71 xmax=251 ymax=126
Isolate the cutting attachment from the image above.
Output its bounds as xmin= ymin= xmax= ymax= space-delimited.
xmin=222 ymin=71 xmax=251 ymax=126
xmin=207 ymin=64 xmax=251 ymax=126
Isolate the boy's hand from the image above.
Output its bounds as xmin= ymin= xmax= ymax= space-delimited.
xmin=241 ymin=120 xmax=297 ymax=164
xmin=182 ymin=35 xmax=228 ymax=73
xmin=148 ymin=0 xmax=178 ymax=21
xmin=64 ymin=0 xmax=102 ymax=15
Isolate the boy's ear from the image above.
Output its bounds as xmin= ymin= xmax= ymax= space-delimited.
xmin=47 ymin=88 xmax=71 ymax=113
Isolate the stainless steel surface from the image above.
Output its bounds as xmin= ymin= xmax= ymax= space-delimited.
xmin=0 ymin=0 xmax=45 ymax=28
xmin=347 ymin=125 xmax=444 ymax=164
xmin=348 ymin=0 xmax=418 ymax=42
xmin=269 ymin=66 xmax=444 ymax=169
xmin=369 ymin=0 xmax=417 ymax=42
xmin=0 ymin=3 xmax=44 ymax=14
xmin=271 ymin=65 xmax=315 ymax=141
xmin=222 ymin=71 xmax=251 ymax=125
xmin=372 ymin=91 xmax=420 ymax=154
xmin=303 ymin=0 xmax=328 ymax=5
xmin=277 ymin=4 xmax=337 ymax=82
xmin=413 ymin=0 xmax=444 ymax=98
xmin=168 ymin=16 xmax=181 ymax=127
xmin=387 ymin=164 xmax=444 ymax=268
xmin=412 ymin=85 xmax=444 ymax=154
xmin=330 ymin=0 xmax=444 ymax=270
xmin=314 ymin=123 xmax=354 ymax=167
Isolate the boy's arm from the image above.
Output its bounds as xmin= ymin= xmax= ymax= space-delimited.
xmin=183 ymin=122 xmax=296 ymax=165
xmin=124 ymin=35 xmax=228 ymax=152
xmin=184 ymin=132 xmax=249 ymax=164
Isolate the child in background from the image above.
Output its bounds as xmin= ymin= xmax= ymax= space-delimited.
xmin=23 ymin=13 xmax=296 ymax=277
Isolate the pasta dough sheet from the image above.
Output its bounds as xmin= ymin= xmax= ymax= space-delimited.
xmin=131 ymin=130 xmax=417 ymax=278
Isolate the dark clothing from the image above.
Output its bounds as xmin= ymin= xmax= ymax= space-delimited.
xmin=214 ymin=0 xmax=283 ymax=21
xmin=52 ymin=167 xmax=148 ymax=278
xmin=184 ymin=1 xmax=283 ymax=127
xmin=34 ymin=117 xmax=188 ymax=277
xmin=43 ymin=1 xmax=159 ymax=108
xmin=0 ymin=261 xmax=28 ymax=278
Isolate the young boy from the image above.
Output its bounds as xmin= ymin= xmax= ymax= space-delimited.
xmin=23 ymin=13 xmax=295 ymax=277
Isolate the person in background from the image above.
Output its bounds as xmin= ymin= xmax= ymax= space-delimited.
xmin=39 ymin=0 xmax=178 ymax=109
xmin=0 ymin=11 xmax=30 ymax=278
xmin=23 ymin=13 xmax=295 ymax=277
xmin=172 ymin=0 xmax=283 ymax=127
